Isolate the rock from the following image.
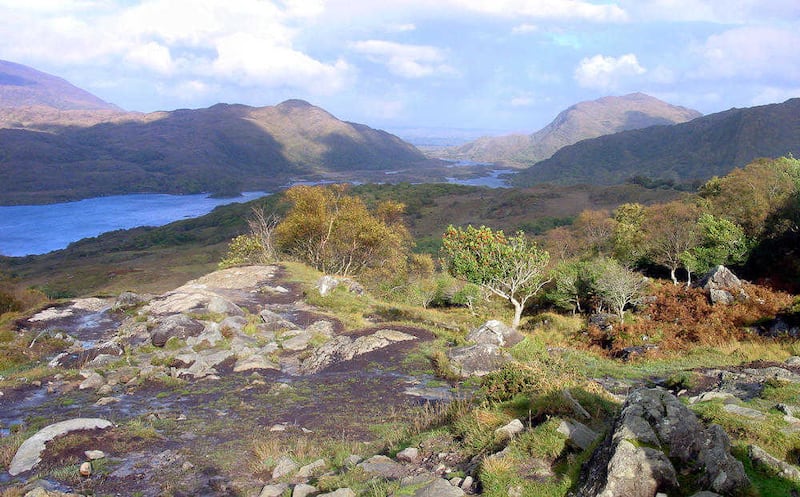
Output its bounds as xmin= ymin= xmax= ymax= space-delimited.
xmin=208 ymin=295 xmax=244 ymax=316
xmin=95 ymin=396 xmax=119 ymax=406
xmin=233 ymin=354 xmax=279 ymax=373
xmin=572 ymin=388 xmax=749 ymax=497
xmin=79 ymin=372 xmax=105 ymax=390
xmin=460 ymin=476 xmax=473 ymax=491
xmin=283 ymin=332 xmax=314 ymax=351
xmin=272 ymin=455 xmax=299 ymax=480
xmin=397 ymin=447 xmax=420 ymax=463
xmin=300 ymin=329 xmax=416 ymax=374
xmin=150 ymin=314 xmax=205 ymax=347
xmin=84 ymin=450 xmax=105 ymax=460
xmin=317 ymin=275 xmax=340 ymax=296
xmin=113 ymin=291 xmax=150 ymax=310
xmin=722 ymin=403 xmax=766 ymax=420
xmin=786 ymin=356 xmax=800 ymax=367
xmin=260 ymin=309 xmax=300 ymax=332
xmin=259 ymin=483 xmax=289 ymax=497
xmin=495 ymin=419 xmax=524 ymax=438
xmin=688 ymin=493 xmax=721 ymax=497
xmin=293 ymin=483 xmax=318 ymax=497
xmin=764 ymin=318 xmax=800 ymax=338
xmin=358 ymin=454 xmax=406 ymax=479
xmin=557 ymin=419 xmax=599 ymax=451
xmin=79 ymin=461 xmax=92 ymax=476
xmin=466 ymin=320 xmax=523 ymax=347
xmin=748 ymin=444 xmax=800 ymax=482
xmin=344 ymin=454 xmax=362 ymax=467
xmin=9 ymin=418 xmax=113 ymax=476
xmin=23 ymin=487 xmax=81 ymax=497
xmin=588 ymin=313 xmax=617 ymax=332
xmin=318 ymin=489 xmax=356 ymax=497
xmin=412 ymin=478 xmax=465 ymax=497
xmin=508 ymin=485 xmax=524 ymax=497
xmin=688 ymin=391 xmax=737 ymax=404
xmin=295 ymin=458 xmax=326 ymax=479
xmin=446 ymin=343 xmax=512 ymax=377
xmin=562 ymin=388 xmax=592 ymax=419
xmin=696 ymin=265 xmax=747 ymax=305
xmin=186 ymin=327 xmax=224 ymax=348
xmin=219 ymin=315 xmax=248 ymax=335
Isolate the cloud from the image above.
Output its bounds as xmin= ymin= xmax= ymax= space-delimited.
xmin=350 ymin=40 xmax=453 ymax=78
xmin=450 ymin=0 xmax=628 ymax=22
xmin=621 ymin=0 xmax=800 ymax=23
xmin=125 ymin=42 xmax=174 ymax=74
xmin=750 ymin=86 xmax=800 ymax=107
xmin=512 ymin=24 xmax=538 ymax=34
xmin=693 ymin=26 xmax=800 ymax=81
xmin=574 ymin=53 xmax=646 ymax=90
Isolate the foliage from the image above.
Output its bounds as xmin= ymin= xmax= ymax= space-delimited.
xmin=680 ymin=213 xmax=748 ymax=281
xmin=441 ymin=225 xmax=550 ymax=328
xmin=612 ymin=202 xmax=646 ymax=265
xmin=275 ymin=184 xmax=412 ymax=280
xmin=642 ymin=200 xmax=701 ymax=284
xmin=593 ymin=259 xmax=647 ymax=320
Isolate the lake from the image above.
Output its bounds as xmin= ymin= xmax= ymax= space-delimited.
xmin=0 ymin=192 xmax=266 ymax=256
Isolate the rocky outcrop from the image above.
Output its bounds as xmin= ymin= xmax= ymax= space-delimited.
xmin=572 ymin=388 xmax=749 ymax=497
xmin=300 ymin=329 xmax=416 ymax=374
xmin=446 ymin=343 xmax=512 ymax=377
xmin=465 ymin=320 xmax=523 ymax=347
xmin=696 ymin=265 xmax=747 ymax=305
xmin=149 ymin=314 xmax=205 ymax=347
xmin=9 ymin=418 xmax=113 ymax=476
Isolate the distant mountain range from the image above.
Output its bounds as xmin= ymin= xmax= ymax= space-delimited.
xmin=437 ymin=93 xmax=702 ymax=167
xmin=0 ymin=61 xmax=429 ymax=205
xmin=511 ymin=98 xmax=800 ymax=188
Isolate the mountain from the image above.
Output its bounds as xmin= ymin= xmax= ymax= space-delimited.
xmin=0 ymin=99 xmax=430 ymax=204
xmin=511 ymin=98 xmax=800 ymax=188
xmin=0 ymin=59 xmax=119 ymax=111
xmin=439 ymin=93 xmax=701 ymax=167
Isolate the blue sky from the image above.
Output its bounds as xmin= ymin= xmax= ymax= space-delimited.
xmin=1 ymin=0 xmax=799 ymax=136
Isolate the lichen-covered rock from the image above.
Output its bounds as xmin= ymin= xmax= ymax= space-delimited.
xmin=150 ymin=314 xmax=205 ymax=347
xmin=572 ymin=388 xmax=749 ymax=497
xmin=300 ymin=329 xmax=416 ymax=374
xmin=466 ymin=320 xmax=523 ymax=347
xmin=446 ymin=343 xmax=512 ymax=377
xmin=696 ymin=265 xmax=747 ymax=305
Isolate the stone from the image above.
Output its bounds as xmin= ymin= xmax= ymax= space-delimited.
xmin=295 ymin=458 xmax=326 ymax=479
xmin=344 ymin=454 xmax=362 ymax=467
xmin=557 ymin=419 xmax=599 ymax=451
xmin=397 ymin=447 xmax=420 ymax=463
xmin=233 ymin=354 xmax=279 ymax=373
xmin=786 ymin=356 xmax=800 ymax=367
xmin=300 ymin=329 xmax=416 ymax=374
xmin=95 ymin=396 xmax=120 ymax=406
xmin=79 ymin=372 xmax=105 ymax=390
xmin=412 ymin=478 xmax=465 ymax=497
xmin=508 ymin=485 xmax=524 ymax=497
xmin=460 ymin=476 xmax=473 ymax=491
xmin=112 ymin=291 xmax=150 ymax=310
xmin=572 ymin=388 xmax=749 ymax=497
xmin=722 ymin=404 xmax=766 ymax=420
xmin=9 ymin=418 xmax=113 ymax=476
xmin=688 ymin=391 xmax=737 ymax=404
xmin=318 ymin=490 xmax=356 ymax=497
xmin=79 ymin=461 xmax=92 ymax=476
xmin=293 ymin=483 xmax=318 ymax=497
xmin=696 ymin=265 xmax=747 ymax=305
xmin=260 ymin=309 xmax=300 ymax=332
xmin=150 ymin=314 xmax=205 ymax=347
xmin=466 ymin=320 xmax=524 ymax=348
xmin=317 ymin=275 xmax=340 ymax=296
xmin=84 ymin=450 xmax=105 ymax=460
xmin=272 ymin=455 xmax=299 ymax=480
xmin=282 ymin=332 xmax=313 ymax=351
xmin=748 ymin=444 xmax=800 ymax=482
xmin=358 ymin=454 xmax=406 ymax=479
xmin=259 ymin=483 xmax=289 ymax=497
xmin=446 ymin=343 xmax=512 ymax=377
xmin=495 ymin=419 xmax=524 ymax=438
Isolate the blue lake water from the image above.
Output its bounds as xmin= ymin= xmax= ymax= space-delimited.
xmin=0 ymin=192 xmax=266 ymax=256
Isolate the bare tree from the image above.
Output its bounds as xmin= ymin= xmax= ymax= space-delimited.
xmin=247 ymin=207 xmax=279 ymax=263
xmin=595 ymin=260 xmax=646 ymax=320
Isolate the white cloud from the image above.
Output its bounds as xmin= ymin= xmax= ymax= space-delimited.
xmin=750 ymin=87 xmax=800 ymax=107
xmin=390 ymin=23 xmax=417 ymax=32
xmin=450 ymin=0 xmax=628 ymax=22
xmin=350 ymin=40 xmax=453 ymax=79
xmin=512 ymin=24 xmax=538 ymax=34
xmin=574 ymin=53 xmax=646 ymax=90
xmin=621 ymin=0 xmax=800 ymax=23
xmin=125 ymin=42 xmax=174 ymax=74
xmin=693 ymin=26 xmax=800 ymax=81
xmin=213 ymin=33 xmax=351 ymax=93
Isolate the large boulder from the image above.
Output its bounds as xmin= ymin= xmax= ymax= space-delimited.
xmin=696 ymin=265 xmax=747 ymax=305
xmin=573 ymin=388 xmax=749 ymax=497
xmin=300 ymin=329 xmax=416 ymax=374
xmin=466 ymin=320 xmax=524 ymax=347
xmin=446 ymin=343 xmax=512 ymax=377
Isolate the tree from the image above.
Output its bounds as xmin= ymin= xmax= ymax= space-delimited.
xmin=441 ymin=225 xmax=550 ymax=329
xmin=219 ymin=207 xmax=279 ymax=269
xmin=594 ymin=259 xmax=646 ymax=320
xmin=679 ymin=213 xmax=748 ymax=283
xmin=642 ymin=201 xmax=701 ymax=285
xmin=612 ymin=203 xmax=646 ymax=266
xmin=573 ymin=209 xmax=617 ymax=256
xmin=275 ymin=184 xmax=412 ymax=279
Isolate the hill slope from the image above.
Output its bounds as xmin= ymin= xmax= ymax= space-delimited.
xmin=439 ymin=93 xmax=701 ymax=166
xmin=0 ymin=99 xmax=429 ymax=204
xmin=0 ymin=59 xmax=119 ymax=111
xmin=512 ymin=98 xmax=800 ymax=187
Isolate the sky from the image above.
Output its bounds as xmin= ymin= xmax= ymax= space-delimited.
xmin=1 ymin=0 xmax=799 ymax=136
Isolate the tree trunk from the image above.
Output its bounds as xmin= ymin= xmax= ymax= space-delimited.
xmin=511 ymin=299 xmax=523 ymax=330
xmin=670 ymin=267 xmax=678 ymax=285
